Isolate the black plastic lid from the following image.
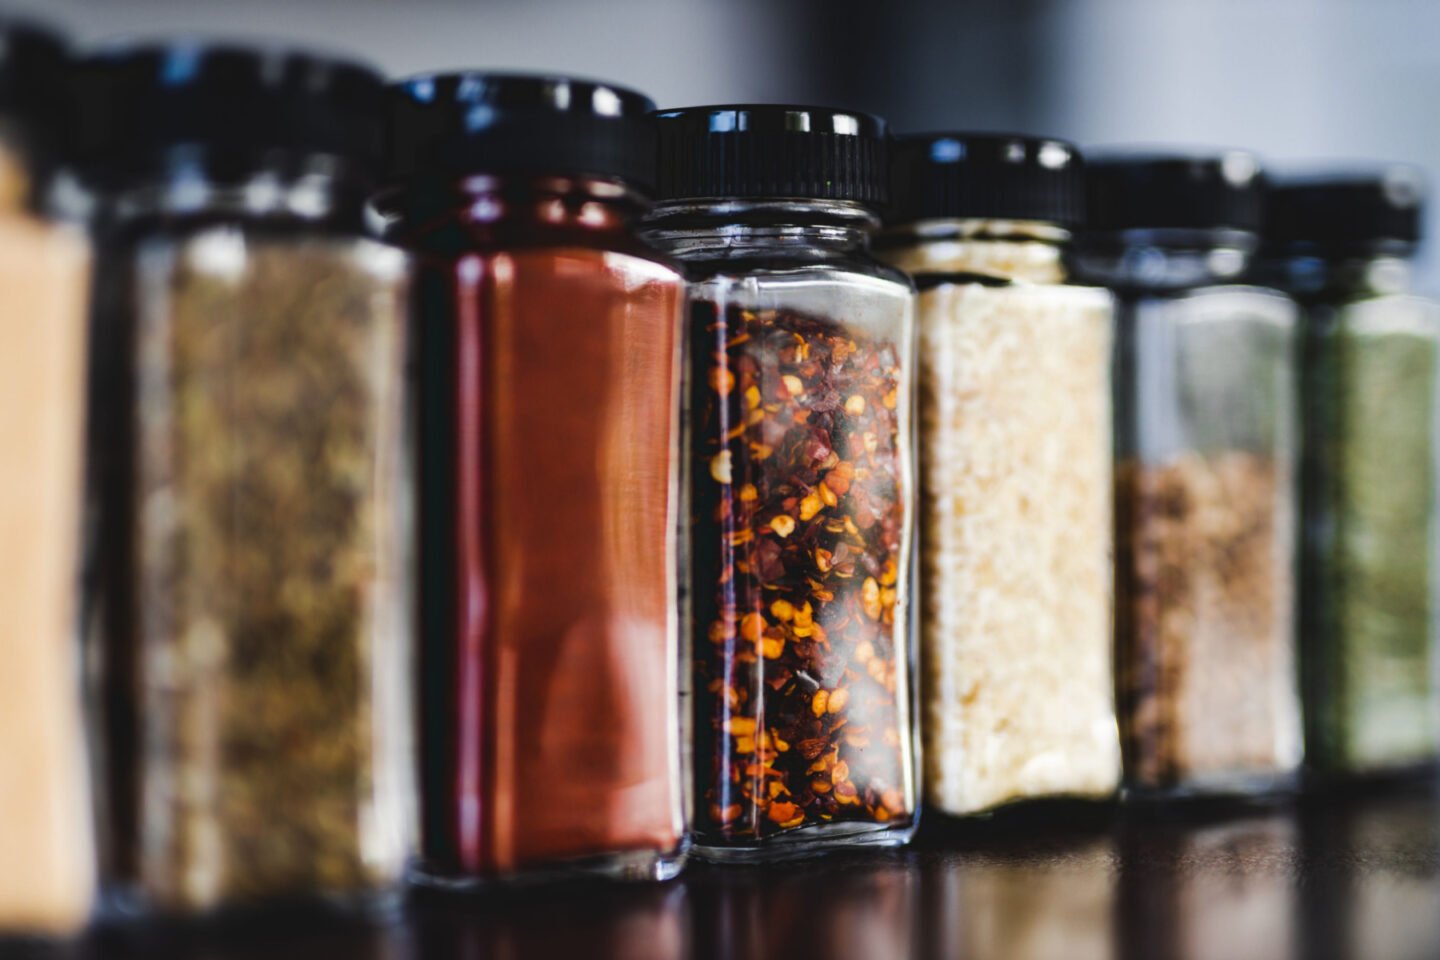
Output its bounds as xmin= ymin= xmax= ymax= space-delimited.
xmin=1264 ymin=167 xmax=1424 ymax=254
xmin=0 ymin=18 xmax=70 ymax=179
xmin=385 ymin=73 xmax=657 ymax=192
xmin=1086 ymin=151 xmax=1264 ymax=233
xmin=653 ymin=104 xmax=887 ymax=205
xmin=887 ymin=133 xmax=1084 ymax=227
xmin=75 ymin=41 xmax=385 ymax=189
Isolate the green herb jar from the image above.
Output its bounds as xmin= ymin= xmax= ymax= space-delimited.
xmin=1260 ymin=168 xmax=1440 ymax=776
xmin=80 ymin=42 xmax=413 ymax=915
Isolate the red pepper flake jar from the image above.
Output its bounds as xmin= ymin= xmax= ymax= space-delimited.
xmin=644 ymin=105 xmax=919 ymax=859
xmin=381 ymin=75 xmax=687 ymax=882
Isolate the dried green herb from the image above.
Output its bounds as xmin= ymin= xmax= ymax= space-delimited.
xmin=128 ymin=231 xmax=409 ymax=910
xmin=1302 ymin=301 xmax=1440 ymax=771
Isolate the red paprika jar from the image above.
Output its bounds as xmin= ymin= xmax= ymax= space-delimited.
xmin=380 ymin=74 xmax=687 ymax=883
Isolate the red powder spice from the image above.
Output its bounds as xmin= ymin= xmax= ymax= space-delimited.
xmin=401 ymin=178 xmax=687 ymax=880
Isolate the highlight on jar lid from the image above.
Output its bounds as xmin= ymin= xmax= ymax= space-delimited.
xmin=652 ymin=103 xmax=888 ymax=205
xmin=384 ymin=73 xmax=658 ymax=192
xmin=1263 ymin=165 xmax=1425 ymax=255
xmin=73 ymin=40 xmax=386 ymax=189
xmin=886 ymin=133 xmax=1085 ymax=227
xmin=1085 ymin=149 xmax=1264 ymax=234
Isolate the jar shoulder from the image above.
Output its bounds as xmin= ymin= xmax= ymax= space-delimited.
xmin=678 ymin=250 xmax=912 ymax=291
xmin=1323 ymin=292 xmax=1440 ymax=339
xmin=1119 ymin=284 xmax=1299 ymax=328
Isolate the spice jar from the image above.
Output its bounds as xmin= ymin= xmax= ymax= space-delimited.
xmin=82 ymin=43 xmax=413 ymax=914
xmin=380 ymin=74 xmax=686 ymax=883
xmin=0 ymin=20 xmax=96 ymax=938
xmin=1256 ymin=169 xmax=1440 ymax=776
xmin=1077 ymin=152 xmax=1303 ymax=796
xmin=644 ymin=105 xmax=919 ymax=858
xmin=878 ymin=134 xmax=1120 ymax=816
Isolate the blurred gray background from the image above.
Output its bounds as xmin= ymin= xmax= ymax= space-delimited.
xmin=19 ymin=0 xmax=1440 ymax=288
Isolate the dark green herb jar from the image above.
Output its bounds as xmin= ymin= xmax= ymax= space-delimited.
xmin=1259 ymin=168 xmax=1440 ymax=777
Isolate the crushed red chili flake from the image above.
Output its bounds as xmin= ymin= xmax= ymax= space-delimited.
xmin=689 ymin=302 xmax=915 ymax=847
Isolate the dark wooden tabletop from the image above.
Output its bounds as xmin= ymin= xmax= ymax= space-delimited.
xmin=22 ymin=776 xmax=1440 ymax=960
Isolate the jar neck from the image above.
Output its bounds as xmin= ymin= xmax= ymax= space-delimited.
xmin=1253 ymin=249 xmax=1414 ymax=300
xmin=877 ymin=218 xmax=1070 ymax=283
xmin=641 ymin=197 xmax=877 ymax=261
xmin=1074 ymin=227 xmax=1257 ymax=291
xmin=102 ymin=156 xmax=371 ymax=233
xmin=378 ymin=174 xmax=647 ymax=249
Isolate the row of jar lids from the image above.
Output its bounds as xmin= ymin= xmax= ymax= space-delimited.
xmin=0 ymin=20 xmax=1422 ymax=251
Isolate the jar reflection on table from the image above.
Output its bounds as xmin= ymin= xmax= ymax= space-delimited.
xmin=690 ymin=856 xmax=917 ymax=960
xmin=921 ymin=833 xmax=1117 ymax=960
xmin=412 ymin=883 xmax=689 ymax=960
xmin=1117 ymin=809 xmax=1299 ymax=960
xmin=1298 ymin=780 xmax=1440 ymax=960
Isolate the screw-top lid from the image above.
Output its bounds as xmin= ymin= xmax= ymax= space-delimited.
xmin=653 ymin=104 xmax=888 ymax=205
xmin=75 ymin=41 xmax=385 ymax=189
xmin=1264 ymin=166 xmax=1424 ymax=254
xmin=385 ymin=73 xmax=657 ymax=192
xmin=886 ymin=133 xmax=1085 ymax=227
xmin=0 ymin=18 xmax=70 ymax=183
xmin=1086 ymin=151 xmax=1264 ymax=233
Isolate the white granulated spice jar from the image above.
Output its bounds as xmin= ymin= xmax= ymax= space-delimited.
xmin=1078 ymin=151 xmax=1302 ymax=796
xmin=879 ymin=134 xmax=1120 ymax=815
xmin=0 ymin=20 xmax=96 ymax=938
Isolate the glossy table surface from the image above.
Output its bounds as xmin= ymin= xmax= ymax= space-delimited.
xmin=26 ymin=776 xmax=1440 ymax=960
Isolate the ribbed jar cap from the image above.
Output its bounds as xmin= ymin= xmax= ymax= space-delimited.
xmin=887 ymin=133 xmax=1085 ymax=227
xmin=386 ymin=73 xmax=658 ymax=192
xmin=1086 ymin=150 xmax=1264 ymax=233
xmin=1263 ymin=166 xmax=1423 ymax=254
xmin=653 ymin=103 xmax=887 ymax=205
xmin=75 ymin=40 xmax=385 ymax=189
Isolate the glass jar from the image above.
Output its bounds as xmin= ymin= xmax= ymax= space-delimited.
xmin=1257 ymin=170 xmax=1440 ymax=776
xmin=0 ymin=21 xmax=96 ymax=938
xmin=645 ymin=105 xmax=919 ymax=859
xmin=1078 ymin=152 xmax=1302 ymax=796
xmin=83 ymin=44 xmax=412 ymax=914
xmin=877 ymin=134 xmax=1120 ymax=816
xmin=382 ymin=74 xmax=686 ymax=883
